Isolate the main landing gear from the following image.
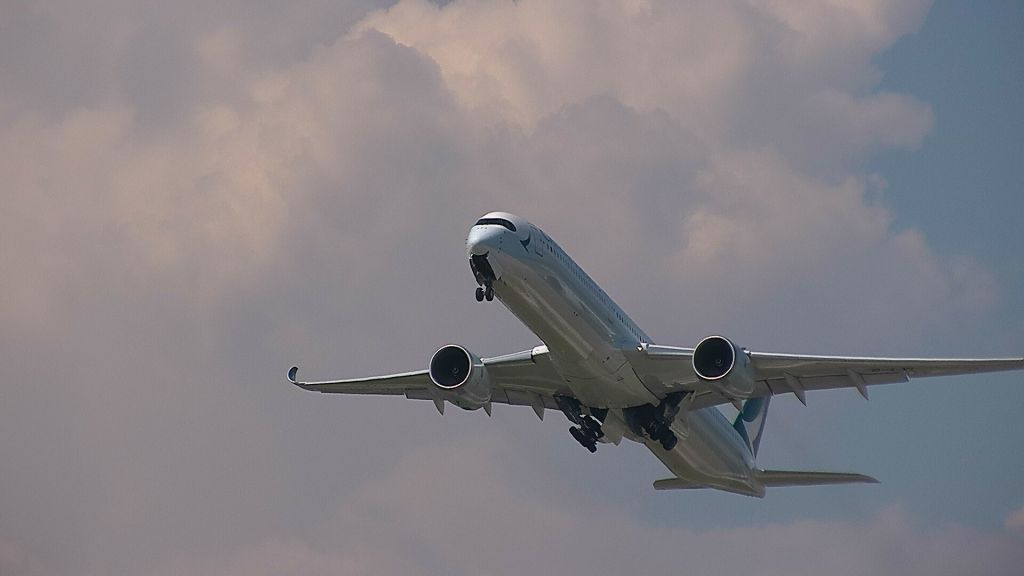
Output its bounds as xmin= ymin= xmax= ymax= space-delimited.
xmin=624 ymin=393 xmax=686 ymax=451
xmin=555 ymin=395 xmax=605 ymax=453
xmin=474 ymin=284 xmax=494 ymax=302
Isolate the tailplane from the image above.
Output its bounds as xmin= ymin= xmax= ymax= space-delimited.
xmin=755 ymin=469 xmax=878 ymax=487
xmin=733 ymin=396 xmax=770 ymax=457
xmin=652 ymin=470 xmax=878 ymax=492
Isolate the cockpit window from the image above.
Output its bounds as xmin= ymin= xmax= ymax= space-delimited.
xmin=475 ymin=218 xmax=517 ymax=232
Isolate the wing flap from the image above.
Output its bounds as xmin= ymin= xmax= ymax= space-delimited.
xmin=766 ymin=371 xmax=908 ymax=394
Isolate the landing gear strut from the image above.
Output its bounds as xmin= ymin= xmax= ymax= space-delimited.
xmin=623 ymin=393 xmax=686 ymax=451
xmin=470 ymin=254 xmax=496 ymax=302
xmin=555 ymin=395 xmax=604 ymax=453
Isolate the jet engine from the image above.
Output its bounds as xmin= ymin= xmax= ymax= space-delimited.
xmin=428 ymin=344 xmax=493 ymax=411
xmin=692 ymin=335 xmax=756 ymax=399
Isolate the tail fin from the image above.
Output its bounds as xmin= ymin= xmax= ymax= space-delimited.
xmin=733 ymin=396 xmax=770 ymax=457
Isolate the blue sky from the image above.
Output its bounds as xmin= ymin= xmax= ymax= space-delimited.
xmin=1 ymin=1 xmax=1022 ymax=575
xmin=874 ymin=1 xmax=1024 ymax=337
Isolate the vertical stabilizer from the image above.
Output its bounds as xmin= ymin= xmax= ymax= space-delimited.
xmin=733 ymin=396 xmax=770 ymax=457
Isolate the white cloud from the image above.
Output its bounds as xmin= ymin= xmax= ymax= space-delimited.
xmin=0 ymin=1 xmax=1017 ymax=575
xmin=0 ymin=0 xmax=983 ymax=347
xmin=149 ymin=439 xmax=1024 ymax=576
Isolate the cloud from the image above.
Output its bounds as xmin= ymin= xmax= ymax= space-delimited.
xmin=0 ymin=1 xmax=1018 ymax=575
xmin=1005 ymin=507 xmax=1024 ymax=533
xmin=0 ymin=0 xmax=985 ymax=348
xmin=147 ymin=439 xmax=1024 ymax=576
xmin=346 ymin=0 xmax=981 ymax=350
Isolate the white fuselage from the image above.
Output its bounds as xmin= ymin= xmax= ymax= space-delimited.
xmin=467 ymin=213 xmax=764 ymax=496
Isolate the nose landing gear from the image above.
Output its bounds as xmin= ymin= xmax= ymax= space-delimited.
xmin=470 ymin=254 xmax=496 ymax=302
xmin=474 ymin=284 xmax=494 ymax=302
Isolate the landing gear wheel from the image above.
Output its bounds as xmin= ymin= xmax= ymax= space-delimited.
xmin=484 ymin=285 xmax=494 ymax=301
xmin=659 ymin=433 xmax=678 ymax=451
xmin=569 ymin=426 xmax=598 ymax=453
xmin=645 ymin=420 xmax=665 ymax=439
xmin=475 ymin=286 xmax=485 ymax=302
xmin=582 ymin=420 xmax=604 ymax=439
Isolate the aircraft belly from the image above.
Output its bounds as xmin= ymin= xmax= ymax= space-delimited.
xmin=492 ymin=254 xmax=656 ymax=408
xmin=641 ymin=408 xmax=761 ymax=496
xmin=493 ymin=257 xmax=594 ymax=361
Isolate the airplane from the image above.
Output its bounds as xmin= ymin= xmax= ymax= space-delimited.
xmin=288 ymin=211 xmax=1024 ymax=497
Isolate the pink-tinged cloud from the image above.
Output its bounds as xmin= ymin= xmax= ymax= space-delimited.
xmin=1005 ymin=507 xmax=1024 ymax=532
xmin=1 ymin=2 xmax=1019 ymax=576
xmin=148 ymin=439 xmax=1024 ymax=576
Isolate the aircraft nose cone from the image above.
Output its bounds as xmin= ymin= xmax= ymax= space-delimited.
xmin=466 ymin=225 xmax=503 ymax=256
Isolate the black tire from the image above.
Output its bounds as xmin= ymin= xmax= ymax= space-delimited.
xmin=475 ymin=287 xmax=485 ymax=302
xmin=485 ymin=286 xmax=494 ymax=301
xmin=646 ymin=421 xmax=663 ymax=437
xmin=660 ymin=433 xmax=678 ymax=451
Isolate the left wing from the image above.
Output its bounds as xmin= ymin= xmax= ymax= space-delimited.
xmin=288 ymin=346 xmax=571 ymax=415
xmin=632 ymin=343 xmax=1024 ymax=409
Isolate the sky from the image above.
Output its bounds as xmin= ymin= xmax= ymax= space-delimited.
xmin=1 ymin=1 xmax=1022 ymax=574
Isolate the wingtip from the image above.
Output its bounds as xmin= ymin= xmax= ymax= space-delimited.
xmin=287 ymin=366 xmax=300 ymax=384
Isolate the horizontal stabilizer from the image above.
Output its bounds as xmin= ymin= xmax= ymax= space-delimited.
xmin=755 ymin=469 xmax=878 ymax=487
xmin=653 ymin=470 xmax=878 ymax=491
xmin=653 ymin=477 xmax=705 ymax=490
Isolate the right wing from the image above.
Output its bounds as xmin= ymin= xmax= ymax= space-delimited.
xmin=631 ymin=343 xmax=1024 ymax=409
xmin=288 ymin=346 xmax=571 ymax=416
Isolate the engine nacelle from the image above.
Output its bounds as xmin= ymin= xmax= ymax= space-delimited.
xmin=428 ymin=344 xmax=493 ymax=411
xmin=692 ymin=335 xmax=756 ymax=399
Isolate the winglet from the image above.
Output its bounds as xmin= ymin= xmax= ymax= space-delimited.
xmin=287 ymin=366 xmax=300 ymax=385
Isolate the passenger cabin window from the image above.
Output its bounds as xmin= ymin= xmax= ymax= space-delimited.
xmin=475 ymin=218 xmax=517 ymax=232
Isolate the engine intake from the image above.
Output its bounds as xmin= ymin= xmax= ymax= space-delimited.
xmin=428 ymin=344 xmax=492 ymax=410
xmin=692 ymin=335 xmax=756 ymax=399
